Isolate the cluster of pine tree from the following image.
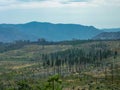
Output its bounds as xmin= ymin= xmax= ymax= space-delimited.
xmin=41 ymin=47 xmax=114 ymax=76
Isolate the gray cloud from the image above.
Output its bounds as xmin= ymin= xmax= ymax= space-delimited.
xmin=17 ymin=0 xmax=48 ymax=2
xmin=17 ymin=0 xmax=89 ymax=3
xmin=57 ymin=0 xmax=89 ymax=4
xmin=69 ymin=0 xmax=89 ymax=2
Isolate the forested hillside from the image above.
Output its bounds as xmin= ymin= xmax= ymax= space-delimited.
xmin=0 ymin=22 xmax=102 ymax=42
xmin=0 ymin=40 xmax=120 ymax=90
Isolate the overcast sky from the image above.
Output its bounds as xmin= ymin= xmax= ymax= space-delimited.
xmin=0 ymin=0 xmax=120 ymax=28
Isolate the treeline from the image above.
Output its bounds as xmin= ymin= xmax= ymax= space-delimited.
xmin=0 ymin=39 xmax=95 ymax=53
xmin=1 ymin=38 xmax=119 ymax=53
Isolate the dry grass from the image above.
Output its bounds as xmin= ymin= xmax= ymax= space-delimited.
xmin=12 ymin=63 xmax=36 ymax=69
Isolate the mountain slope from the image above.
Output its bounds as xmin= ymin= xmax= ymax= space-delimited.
xmin=93 ymin=32 xmax=120 ymax=40
xmin=102 ymin=28 xmax=120 ymax=32
xmin=0 ymin=21 xmax=102 ymax=42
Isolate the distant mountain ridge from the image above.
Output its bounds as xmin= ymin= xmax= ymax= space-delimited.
xmin=0 ymin=21 xmax=102 ymax=42
xmin=93 ymin=31 xmax=120 ymax=40
xmin=102 ymin=28 xmax=120 ymax=32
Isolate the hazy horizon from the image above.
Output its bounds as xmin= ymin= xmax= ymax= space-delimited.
xmin=0 ymin=21 xmax=120 ymax=29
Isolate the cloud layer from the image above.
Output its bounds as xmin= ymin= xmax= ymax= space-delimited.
xmin=0 ymin=0 xmax=119 ymax=10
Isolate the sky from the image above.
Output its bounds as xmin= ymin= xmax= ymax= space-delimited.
xmin=0 ymin=0 xmax=120 ymax=28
